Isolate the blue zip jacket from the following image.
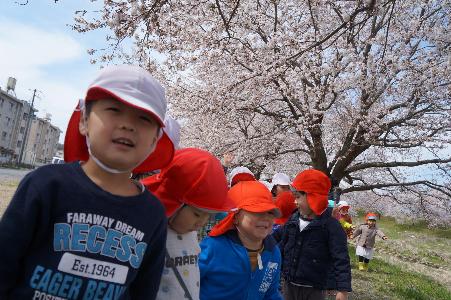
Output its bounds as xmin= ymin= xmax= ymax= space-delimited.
xmin=272 ymin=209 xmax=351 ymax=291
xmin=199 ymin=230 xmax=282 ymax=300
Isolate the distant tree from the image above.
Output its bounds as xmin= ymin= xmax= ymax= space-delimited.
xmin=74 ymin=0 xmax=450 ymax=214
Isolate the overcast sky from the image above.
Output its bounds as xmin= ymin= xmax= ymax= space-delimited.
xmin=0 ymin=1 xmax=108 ymax=143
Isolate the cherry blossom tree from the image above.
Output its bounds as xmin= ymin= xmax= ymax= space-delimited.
xmin=73 ymin=0 xmax=450 ymax=216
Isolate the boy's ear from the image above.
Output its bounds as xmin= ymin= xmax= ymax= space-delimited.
xmin=147 ymin=127 xmax=162 ymax=153
xmin=79 ymin=115 xmax=88 ymax=136
xmin=147 ymin=135 xmax=158 ymax=153
xmin=233 ymin=212 xmax=240 ymax=225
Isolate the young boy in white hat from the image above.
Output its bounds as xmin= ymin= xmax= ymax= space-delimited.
xmin=271 ymin=172 xmax=291 ymax=197
xmin=0 ymin=65 xmax=174 ymax=299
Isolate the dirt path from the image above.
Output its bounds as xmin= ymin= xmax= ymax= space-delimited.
xmin=0 ymin=179 xmax=18 ymax=217
xmin=0 ymin=168 xmax=30 ymax=216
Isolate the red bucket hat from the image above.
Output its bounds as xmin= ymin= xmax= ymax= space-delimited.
xmin=274 ymin=191 xmax=297 ymax=225
xmin=64 ymin=65 xmax=175 ymax=173
xmin=291 ymin=169 xmax=331 ymax=216
xmin=141 ymin=148 xmax=234 ymax=217
xmin=209 ymin=181 xmax=281 ymax=237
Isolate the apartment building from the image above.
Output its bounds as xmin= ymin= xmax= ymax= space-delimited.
xmin=0 ymin=88 xmax=35 ymax=164
xmin=0 ymin=78 xmax=61 ymax=166
xmin=22 ymin=114 xmax=62 ymax=165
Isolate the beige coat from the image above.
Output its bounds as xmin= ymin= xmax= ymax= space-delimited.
xmin=352 ymin=224 xmax=385 ymax=249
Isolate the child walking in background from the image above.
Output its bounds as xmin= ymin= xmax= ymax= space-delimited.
xmin=271 ymin=173 xmax=291 ymax=197
xmin=352 ymin=212 xmax=388 ymax=271
xmin=200 ymin=181 xmax=283 ymax=300
xmin=142 ymin=148 xmax=233 ymax=300
xmin=0 ymin=65 xmax=174 ymax=298
xmin=335 ymin=201 xmax=354 ymax=239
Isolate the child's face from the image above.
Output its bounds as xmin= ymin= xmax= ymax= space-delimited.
xmin=275 ymin=185 xmax=290 ymax=196
xmin=235 ymin=210 xmax=275 ymax=242
xmin=294 ymin=193 xmax=314 ymax=217
xmin=339 ymin=207 xmax=349 ymax=215
xmin=80 ymin=98 xmax=159 ymax=171
xmin=368 ymin=219 xmax=376 ymax=227
xmin=169 ymin=205 xmax=211 ymax=234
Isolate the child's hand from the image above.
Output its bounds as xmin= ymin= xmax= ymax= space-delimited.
xmin=336 ymin=291 xmax=348 ymax=300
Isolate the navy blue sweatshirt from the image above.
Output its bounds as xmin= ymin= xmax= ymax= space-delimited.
xmin=0 ymin=162 xmax=167 ymax=299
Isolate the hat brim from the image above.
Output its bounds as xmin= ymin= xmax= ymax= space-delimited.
xmin=240 ymin=203 xmax=282 ymax=218
xmin=87 ymin=87 xmax=165 ymax=127
xmin=64 ymin=104 xmax=174 ymax=173
xmin=367 ymin=216 xmax=377 ymax=220
xmin=187 ymin=194 xmax=235 ymax=214
xmin=273 ymin=182 xmax=291 ymax=187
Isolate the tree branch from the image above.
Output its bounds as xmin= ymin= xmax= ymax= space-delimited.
xmin=342 ymin=180 xmax=447 ymax=193
xmin=347 ymin=157 xmax=451 ymax=173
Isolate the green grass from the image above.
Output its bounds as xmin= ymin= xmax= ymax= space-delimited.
xmin=350 ymin=215 xmax=451 ymax=277
xmin=349 ymin=245 xmax=451 ymax=300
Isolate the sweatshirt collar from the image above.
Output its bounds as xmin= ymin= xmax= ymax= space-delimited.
xmin=225 ymin=229 xmax=277 ymax=251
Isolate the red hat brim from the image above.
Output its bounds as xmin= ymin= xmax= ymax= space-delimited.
xmin=142 ymin=148 xmax=233 ymax=216
xmin=209 ymin=181 xmax=280 ymax=236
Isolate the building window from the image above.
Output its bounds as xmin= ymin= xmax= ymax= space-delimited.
xmin=17 ymin=140 xmax=22 ymax=148
xmin=6 ymin=117 xmax=10 ymax=125
xmin=20 ymin=126 xmax=25 ymax=133
xmin=23 ymin=113 xmax=28 ymax=120
xmin=1 ymin=132 xmax=6 ymax=141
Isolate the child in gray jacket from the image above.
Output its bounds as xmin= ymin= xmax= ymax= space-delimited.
xmin=352 ymin=212 xmax=388 ymax=271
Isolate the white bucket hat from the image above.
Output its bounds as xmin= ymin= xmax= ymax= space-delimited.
xmin=164 ymin=114 xmax=181 ymax=149
xmin=272 ymin=173 xmax=291 ymax=186
xmin=337 ymin=200 xmax=350 ymax=209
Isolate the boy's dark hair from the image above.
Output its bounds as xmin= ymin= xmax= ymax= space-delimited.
xmin=84 ymin=100 xmax=94 ymax=116
xmin=290 ymin=188 xmax=306 ymax=198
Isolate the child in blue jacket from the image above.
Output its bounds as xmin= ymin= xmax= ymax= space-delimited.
xmin=199 ymin=181 xmax=283 ymax=300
